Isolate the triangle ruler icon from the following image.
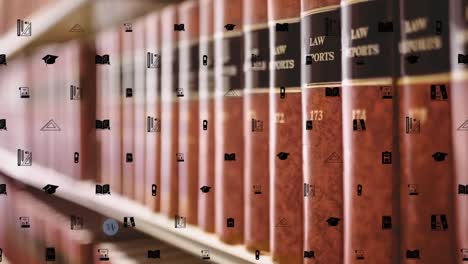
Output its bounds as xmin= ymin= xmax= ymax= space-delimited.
xmin=40 ymin=119 xmax=61 ymax=131
xmin=224 ymin=89 xmax=240 ymax=97
xmin=69 ymin=24 xmax=84 ymax=32
xmin=457 ymin=120 xmax=468 ymax=131
xmin=325 ymin=152 xmax=342 ymax=163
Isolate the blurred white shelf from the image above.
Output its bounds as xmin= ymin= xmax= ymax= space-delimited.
xmin=0 ymin=148 xmax=273 ymax=264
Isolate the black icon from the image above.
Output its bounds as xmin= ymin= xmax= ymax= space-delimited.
xmin=406 ymin=249 xmax=420 ymax=259
xmin=42 ymin=184 xmax=58 ymax=194
xmin=382 ymin=216 xmax=392 ymax=229
xmin=432 ymin=152 xmax=447 ymax=161
xmin=98 ymin=249 xmax=109 ymax=261
xmin=277 ymin=152 xmax=289 ymax=160
xmin=459 ymin=184 xmax=468 ymax=194
xmin=19 ymin=87 xmax=30 ymax=98
xmin=200 ymin=186 xmax=211 ymax=193
xmin=355 ymin=250 xmax=365 ymax=260
xmin=175 ymin=215 xmax=186 ymax=228
xmin=0 ymin=247 xmax=2 ymax=262
xmin=201 ymin=249 xmax=210 ymax=260
xmin=324 ymin=152 xmax=342 ymax=163
xmin=458 ymin=54 xmax=468 ymax=64
xmin=177 ymin=88 xmax=184 ymax=97
xmin=126 ymin=153 xmax=133 ymax=163
xmin=70 ymin=215 xmax=83 ymax=230
xmin=125 ymin=88 xmax=133 ymax=97
xmin=430 ymin=84 xmax=448 ymax=100
xmin=70 ymin=85 xmax=81 ymax=100
xmin=147 ymin=52 xmax=160 ymax=68
xmin=46 ymin=247 xmax=55 ymax=261
xmin=19 ymin=216 xmax=30 ymax=228
xmin=251 ymin=54 xmax=264 ymax=68
xmin=406 ymin=55 xmax=420 ymax=64
xmin=202 ymin=55 xmax=208 ymax=66
xmin=227 ymin=218 xmax=235 ymax=227
xmin=304 ymin=251 xmax=315 ymax=258
xmin=378 ymin=21 xmax=393 ymax=32
xmin=461 ymin=248 xmax=468 ymax=261
xmin=458 ymin=120 xmax=468 ymax=131
xmin=17 ymin=149 xmax=32 ymax=166
xmin=0 ymin=184 xmax=6 ymax=195
xmin=325 ymin=87 xmax=340 ymax=97
xmin=306 ymin=120 xmax=313 ymax=130
xmin=255 ymin=250 xmax=260 ymax=260
xmin=380 ymin=86 xmax=393 ymax=99
xmin=74 ymin=152 xmax=80 ymax=163
xmin=41 ymin=119 xmax=61 ymax=131
xmin=147 ymin=116 xmax=161 ymax=132
xmin=203 ymin=120 xmax=208 ymax=130
xmin=305 ymin=55 xmax=312 ymax=65
xmin=17 ymin=19 xmax=31 ymax=36
xmin=253 ymin=185 xmax=262 ymax=195
xmin=252 ymin=119 xmax=263 ymax=132
xmin=96 ymin=119 xmax=111 ymax=129
xmin=42 ymin=55 xmax=58 ymax=65
xmin=275 ymin=23 xmax=289 ymax=32
xmin=405 ymin=116 xmax=420 ymax=134
xmin=124 ymin=217 xmax=135 ymax=228
xmin=124 ymin=23 xmax=132 ymax=32
xmin=96 ymin=184 xmax=111 ymax=195
xmin=96 ymin=54 xmax=110 ymax=64
xmin=152 ymin=184 xmax=157 ymax=196
xmin=177 ymin=153 xmax=184 ymax=162
xmin=382 ymin=151 xmax=392 ymax=164
xmin=431 ymin=214 xmax=448 ymax=230
xmin=357 ymin=184 xmax=362 ymax=196
xmin=174 ymin=24 xmax=185 ymax=31
xmin=0 ymin=54 xmax=6 ymax=65
xmin=326 ymin=217 xmax=340 ymax=226
xmin=280 ymin=86 xmax=286 ymax=99
xmin=148 ymin=250 xmax=160 ymax=259
xmin=0 ymin=119 xmax=6 ymax=130
xmin=435 ymin=20 xmax=442 ymax=35
xmin=224 ymin=24 xmax=235 ymax=31
xmin=304 ymin=183 xmax=314 ymax=197
xmin=225 ymin=153 xmax=236 ymax=161
xmin=353 ymin=119 xmax=366 ymax=131
xmin=408 ymin=184 xmax=418 ymax=195
xmin=69 ymin=24 xmax=84 ymax=32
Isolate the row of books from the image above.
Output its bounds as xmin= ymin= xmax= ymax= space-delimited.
xmin=0 ymin=0 xmax=467 ymax=263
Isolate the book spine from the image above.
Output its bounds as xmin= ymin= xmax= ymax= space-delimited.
xmin=242 ymin=0 xmax=270 ymax=252
xmin=341 ymin=0 xmax=399 ymax=263
xmin=398 ymin=0 xmax=456 ymax=263
xmin=301 ymin=0 xmax=343 ymax=263
xmin=268 ymin=0 xmax=303 ymax=262
xmin=144 ymin=13 xmax=161 ymax=212
xmin=198 ymin=0 xmax=215 ymax=232
xmin=178 ymin=0 xmax=200 ymax=225
xmin=133 ymin=18 xmax=147 ymax=204
xmin=214 ymin=0 xmax=245 ymax=244
xmin=160 ymin=5 xmax=180 ymax=217
xmin=450 ymin=0 xmax=468 ymax=262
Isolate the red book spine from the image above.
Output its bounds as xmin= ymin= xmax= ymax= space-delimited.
xmin=341 ymin=0 xmax=399 ymax=263
xmin=450 ymin=0 xmax=468 ymax=262
xmin=268 ymin=0 xmax=303 ymax=262
xmin=198 ymin=0 xmax=215 ymax=232
xmin=214 ymin=0 xmax=245 ymax=244
xmin=302 ymin=0 xmax=343 ymax=263
xmin=178 ymin=0 xmax=200 ymax=225
xmin=242 ymin=0 xmax=270 ymax=251
xmin=144 ymin=12 xmax=161 ymax=212
xmin=398 ymin=0 xmax=456 ymax=263
xmin=160 ymin=5 xmax=180 ymax=217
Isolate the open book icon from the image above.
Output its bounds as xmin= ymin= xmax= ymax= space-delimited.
xmin=96 ymin=184 xmax=110 ymax=194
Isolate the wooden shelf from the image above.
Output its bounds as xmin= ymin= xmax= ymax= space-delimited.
xmin=0 ymin=148 xmax=273 ymax=264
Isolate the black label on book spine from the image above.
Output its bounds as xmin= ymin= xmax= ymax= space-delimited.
xmin=400 ymin=0 xmax=449 ymax=75
xmin=190 ymin=44 xmax=200 ymax=92
xmin=244 ymin=27 xmax=270 ymax=89
xmin=222 ymin=35 xmax=243 ymax=91
xmin=342 ymin=0 xmax=394 ymax=79
xmin=303 ymin=7 xmax=341 ymax=84
xmin=272 ymin=21 xmax=301 ymax=87
xmin=173 ymin=46 xmax=179 ymax=94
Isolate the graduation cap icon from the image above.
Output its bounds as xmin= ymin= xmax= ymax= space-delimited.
xmin=42 ymin=184 xmax=58 ymax=194
xmin=224 ymin=24 xmax=236 ymax=31
xmin=432 ymin=152 xmax=447 ymax=162
xmin=277 ymin=152 xmax=289 ymax=160
xmin=42 ymin=55 xmax=58 ymax=65
xmin=200 ymin=186 xmax=211 ymax=193
xmin=326 ymin=217 xmax=340 ymax=226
